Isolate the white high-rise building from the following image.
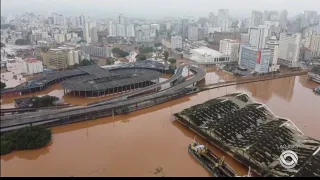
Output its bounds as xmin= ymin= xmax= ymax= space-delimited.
xmin=280 ymin=10 xmax=288 ymax=29
xmin=171 ymin=35 xmax=182 ymax=49
xmin=79 ymin=15 xmax=85 ymax=26
xmin=310 ymin=33 xmax=320 ymax=58
xmin=91 ymin=27 xmax=98 ymax=44
xmin=126 ymin=24 xmax=135 ymax=37
xmin=249 ymin=25 xmax=269 ymax=49
xmin=251 ymin=11 xmax=263 ymax=27
xmin=266 ymin=36 xmax=280 ymax=72
xmin=150 ymin=24 xmax=160 ymax=37
xmin=117 ymin=24 xmax=126 ymax=37
xmin=219 ymin=39 xmax=240 ymax=62
xmin=109 ymin=22 xmax=117 ymax=36
xmin=218 ymin=9 xmax=229 ymax=28
xmin=222 ymin=19 xmax=229 ymax=32
xmin=141 ymin=25 xmax=151 ymax=42
xmin=278 ymin=33 xmax=301 ymax=67
xmin=83 ymin=22 xmax=91 ymax=43
xmin=188 ymin=25 xmax=198 ymax=41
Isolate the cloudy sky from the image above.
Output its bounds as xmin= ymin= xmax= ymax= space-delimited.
xmin=1 ymin=0 xmax=319 ymax=19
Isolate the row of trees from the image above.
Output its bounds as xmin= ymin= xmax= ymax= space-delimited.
xmin=112 ymin=48 xmax=129 ymax=58
xmin=31 ymin=95 xmax=59 ymax=108
xmin=139 ymin=47 xmax=153 ymax=54
xmin=1 ymin=126 xmax=52 ymax=155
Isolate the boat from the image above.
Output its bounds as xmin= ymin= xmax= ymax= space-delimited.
xmin=188 ymin=139 xmax=238 ymax=177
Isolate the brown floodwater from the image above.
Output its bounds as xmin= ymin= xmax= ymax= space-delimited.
xmin=1 ymin=72 xmax=320 ymax=177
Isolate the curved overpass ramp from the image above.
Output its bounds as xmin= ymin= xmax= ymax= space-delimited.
xmin=0 ymin=65 xmax=205 ymax=132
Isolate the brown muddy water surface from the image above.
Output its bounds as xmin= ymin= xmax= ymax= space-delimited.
xmin=1 ymin=69 xmax=320 ymax=177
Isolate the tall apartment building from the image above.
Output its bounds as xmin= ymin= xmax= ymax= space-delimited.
xmin=80 ymin=45 xmax=111 ymax=58
xmin=239 ymin=46 xmax=271 ymax=73
xmin=266 ymin=36 xmax=280 ymax=72
xmin=219 ymin=39 xmax=240 ymax=62
xmin=280 ymin=10 xmax=288 ymax=30
xmin=171 ymin=35 xmax=182 ymax=49
xmin=109 ymin=22 xmax=117 ymax=36
xmin=181 ymin=19 xmax=189 ymax=38
xmin=83 ymin=21 xmax=91 ymax=43
xmin=218 ymin=9 xmax=229 ymax=28
xmin=251 ymin=11 xmax=263 ymax=27
xmin=188 ymin=25 xmax=199 ymax=41
xmin=150 ymin=24 xmax=160 ymax=37
xmin=116 ymin=24 xmax=126 ymax=37
xmin=91 ymin=27 xmax=98 ymax=43
xmin=310 ymin=33 xmax=320 ymax=58
xmin=278 ymin=33 xmax=301 ymax=67
xmin=46 ymin=49 xmax=68 ymax=70
xmin=249 ymin=26 xmax=269 ymax=49
xmin=126 ymin=24 xmax=135 ymax=37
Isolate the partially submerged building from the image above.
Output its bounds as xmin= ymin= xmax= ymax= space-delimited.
xmin=174 ymin=92 xmax=320 ymax=177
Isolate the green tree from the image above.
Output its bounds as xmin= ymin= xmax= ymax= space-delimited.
xmin=0 ymin=82 xmax=6 ymax=89
xmin=163 ymin=51 xmax=169 ymax=60
xmin=106 ymin=58 xmax=115 ymax=65
xmin=80 ymin=59 xmax=94 ymax=66
xmin=31 ymin=95 xmax=59 ymax=108
xmin=112 ymin=48 xmax=129 ymax=57
xmin=0 ymin=126 xmax=52 ymax=155
xmin=139 ymin=47 xmax=153 ymax=54
xmin=168 ymin=58 xmax=176 ymax=64
xmin=135 ymin=54 xmax=147 ymax=61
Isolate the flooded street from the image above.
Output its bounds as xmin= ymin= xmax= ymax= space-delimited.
xmin=1 ymin=71 xmax=320 ymax=176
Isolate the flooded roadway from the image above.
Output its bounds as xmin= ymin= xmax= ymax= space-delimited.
xmin=1 ymin=68 xmax=320 ymax=177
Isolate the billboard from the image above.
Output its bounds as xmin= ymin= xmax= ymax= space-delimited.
xmin=256 ymin=50 xmax=261 ymax=64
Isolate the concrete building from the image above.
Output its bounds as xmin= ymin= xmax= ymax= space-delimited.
xmin=171 ymin=35 xmax=182 ymax=49
xmin=251 ymin=11 xmax=263 ymax=27
xmin=239 ymin=46 xmax=271 ymax=73
xmin=266 ymin=36 xmax=280 ymax=72
xmin=91 ymin=27 xmax=98 ymax=43
xmin=83 ymin=22 xmax=91 ymax=43
xmin=218 ymin=9 xmax=229 ymax=29
xmin=240 ymin=33 xmax=250 ymax=44
xmin=116 ymin=24 xmax=126 ymax=37
xmin=23 ymin=58 xmax=43 ymax=75
xmin=188 ymin=25 xmax=198 ymax=41
xmin=219 ymin=39 xmax=240 ymax=62
xmin=150 ymin=24 xmax=160 ymax=37
xmin=126 ymin=24 xmax=135 ymax=37
xmin=280 ymin=10 xmax=288 ymax=30
xmin=141 ymin=25 xmax=151 ymax=42
xmin=53 ymin=33 xmax=66 ymax=43
xmin=181 ymin=19 xmax=189 ymax=38
xmin=189 ymin=46 xmax=230 ymax=64
xmin=109 ymin=23 xmax=117 ymax=36
xmin=269 ymin=11 xmax=279 ymax=21
xmin=249 ymin=26 xmax=269 ymax=49
xmin=46 ymin=49 xmax=68 ymax=70
xmin=278 ymin=33 xmax=301 ymax=67
xmin=80 ymin=45 xmax=111 ymax=58
xmin=310 ymin=33 xmax=320 ymax=58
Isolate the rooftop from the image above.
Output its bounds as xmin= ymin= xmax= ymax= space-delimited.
xmin=191 ymin=47 xmax=222 ymax=57
xmin=24 ymin=58 xmax=41 ymax=63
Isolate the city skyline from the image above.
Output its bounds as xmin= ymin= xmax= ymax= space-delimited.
xmin=1 ymin=0 xmax=320 ymax=19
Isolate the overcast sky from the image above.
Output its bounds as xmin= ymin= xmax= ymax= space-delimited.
xmin=1 ymin=0 xmax=320 ymax=19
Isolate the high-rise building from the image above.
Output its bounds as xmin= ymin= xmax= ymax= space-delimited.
xmin=262 ymin=10 xmax=269 ymax=24
xmin=83 ymin=22 xmax=91 ymax=43
xmin=219 ymin=39 xmax=240 ymax=62
xmin=239 ymin=46 xmax=271 ymax=73
xmin=116 ymin=24 xmax=126 ymax=37
xmin=310 ymin=33 xmax=320 ymax=58
xmin=188 ymin=24 xmax=198 ymax=41
xmin=91 ymin=27 xmax=98 ymax=44
xmin=150 ymin=24 xmax=160 ymax=37
xmin=126 ymin=24 xmax=135 ymax=37
xmin=266 ymin=36 xmax=280 ymax=72
xmin=218 ymin=9 xmax=229 ymax=28
xmin=109 ymin=22 xmax=117 ymax=36
xmin=303 ymin=11 xmax=318 ymax=27
xmin=248 ymin=26 xmax=269 ymax=49
xmin=79 ymin=15 xmax=85 ymax=26
xmin=222 ymin=18 xmax=229 ymax=32
xmin=181 ymin=19 xmax=189 ymax=38
xmin=45 ymin=49 xmax=68 ymax=70
xmin=280 ymin=10 xmax=288 ymax=30
xmin=278 ymin=33 xmax=301 ymax=67
xmin=209 ymin=12 xmax=218 ymax=27
xmin=141 ymin=25 xmax=151 ymax=42
xmin=171 ymin=35 xmax=182 ymax=49
xmin=118 ymin=14 xmax=127 ymax=25
xmin=287 ymin=15 xmax=302 ymax=34
xmin=251 ymin=11 xmax=263 ymax=27
xmin=269 ymin=11 xmax=280 ymax=21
